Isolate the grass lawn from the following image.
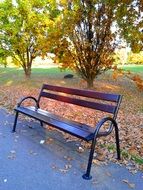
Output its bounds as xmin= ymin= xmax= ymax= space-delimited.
xmin=121 ymin=64 xmax=143 ymax=73
xmin=0 ymin=64 xmax=142 ymax=87
xmin=0 ymin=66 xmax=74 ymax=88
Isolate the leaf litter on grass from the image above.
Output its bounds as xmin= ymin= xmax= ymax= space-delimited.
xmin=0 ymin=77 xmax=143 ymax=173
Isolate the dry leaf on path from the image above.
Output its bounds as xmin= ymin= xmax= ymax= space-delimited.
xmin=59 ymin=169 xmax=68 ymax=173
xmin=8 ymin=150 xmax=16 ymax=160
xmin=29 ymin=150 xmax=38 ymax=156
xmin=40 ymin=140 xmax=45 ymax=144
xmin=64 ymin=164 xmax=72 ymax=170
xmin=4 ymin=179 xmax=7 ymax=183
xmin=105 ymin=172 xmax=112 ymax=177
xmin=77 ymin=147 xmax=84 ymax=153
xmin=63 ymin=155 xmax=73 ymax=161
xmin=45 ymin=138 xmax=54 ymax=144
xmin=122 ymin=179 xmax=135 ymax=189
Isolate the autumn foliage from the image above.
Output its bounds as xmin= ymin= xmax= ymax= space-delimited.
xmin=53 ymin=0 xmax=117 ymax=87
xmin=0 ymin=0 xmax=57 ymax=78
xmin=0 ymin=0 xmax=143 ymax=88
xmin=51 ymin=0 xmax=143 ymax=88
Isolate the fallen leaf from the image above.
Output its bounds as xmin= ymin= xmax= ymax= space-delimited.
xmin=128 ymin=146 xmax=138 ymax=155
xmin=128 ymin=183 xmax=135 ymax=189
xmin=45 ymin=138 xmax=54 ymax=144
xmin=8 ymin=154 xmax=16 ymax=160
xmin=63 ymin=156 xmax=73 ymax=161
xmin=92 ymin=180 xmax=100 ymax=185
xmin=59 ymin=169 xmax=68 ymax=173
xmin=92 ymin=159 xmax=101 ymax=166
xmin=77 ymin=147 xmax=84 ymax=153
xmin=51 ymin=164 xmax=58 ymax=170
xmin=96 ymin=154 xmax=105 ymax=161
xmin=122 ymin=179 xmax=135 ymax=189
xmin=10 ymin=150 xmax=16 ymax=154
xmin=29 ymin=150 xmax=38 ymax=156
xmin=105 ymin=172 xmax=112 ymax=177
xmin=65 ymin=164 xmax=72 ymax=170
xmin=4 ymin=179 xmax=7 ymax=183
xmin=40 ymin=140 xmax=45 ymax=144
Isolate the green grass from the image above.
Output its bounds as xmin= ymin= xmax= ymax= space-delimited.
xmin=121 ymin=64 xmax=143 ymax=73
xmin=1 ymin=64 xmax=142 ymax=88
xmin=107 ymin=144 xmax=143 ymax=165
xmin=0 ymin=66 xmax=76 ymax=88
xmin=0 ymin=67 xmax=72 ymax=80
xmin=131 ymin=155 xmax=143 ymax=165
xmin=0 ymin=66 xmax=71 ymax=77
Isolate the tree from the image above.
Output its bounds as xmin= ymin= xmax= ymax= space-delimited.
xmin=52 ymin=0 xmax=143 ymax=88
xmin=116 ymin=1 xmax=143 ymax=54
xmin=0 ymin=48 xmax=8 ymax=67
xmin=128 ymin=51 xmax=143 ymax=64
xmin=0 ymin=0 xmax=58 ymax=78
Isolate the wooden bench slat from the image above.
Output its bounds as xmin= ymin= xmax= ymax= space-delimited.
xmin=15 ymin=106 xmax=95 ymax=141
xmin=42 ymin=84 xmax=120 ymax=102
xmin=40 ymin=91 xmax=116 ymax=114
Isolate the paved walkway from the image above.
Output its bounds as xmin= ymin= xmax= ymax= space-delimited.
xmin=0 ymin=108 xmax=142 ymax=190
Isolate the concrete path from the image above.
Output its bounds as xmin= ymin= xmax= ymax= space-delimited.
xmin=0 ymin=108 xmax=142 ymax=190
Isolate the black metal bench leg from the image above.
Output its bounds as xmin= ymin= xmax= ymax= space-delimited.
xmin=114 ymin=125 xmax=121 ymax=160
xmin=12 ymin=112 xmax=19 ymax=132
xmin=40 ymin=121 xmax=43 ymax=127
xmin=82 ymin=138 xmax=97 ymax=180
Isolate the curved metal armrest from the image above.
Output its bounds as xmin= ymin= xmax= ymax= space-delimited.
xmin=95 ymin=117 xmax=118 ymax=138
xmin=17 ymin=96 xmax=39 ymax=108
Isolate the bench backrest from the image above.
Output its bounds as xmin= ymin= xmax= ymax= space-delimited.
xmin=37 ymin=84 xmax=122 ymax=118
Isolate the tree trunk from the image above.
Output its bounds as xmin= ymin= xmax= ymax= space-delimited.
xmin=87 ymin=78 xmax=94 ymax=88
xmin=24 ymin=67 xmax=31 ymax=78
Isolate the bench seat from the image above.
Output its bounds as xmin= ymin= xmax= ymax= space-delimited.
xmin=15 ymin=106 xmax=95 ymax=141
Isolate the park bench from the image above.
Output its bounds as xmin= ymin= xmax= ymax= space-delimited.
xmin=12 ymin=84 xmax=122 ymax=180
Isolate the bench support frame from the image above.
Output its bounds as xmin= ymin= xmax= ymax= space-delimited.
xmin=82 ymin=117 xmax=120 ymax=180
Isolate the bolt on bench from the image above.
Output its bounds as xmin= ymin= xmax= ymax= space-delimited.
xmin=12 ymin=84 xmax=122 ymax=180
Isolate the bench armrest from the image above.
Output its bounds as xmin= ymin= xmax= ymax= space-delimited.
xmin=94 ymin=117 xmax=118 ymax=138
xmin=17 ymin=96 xmax=39 ymax=109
